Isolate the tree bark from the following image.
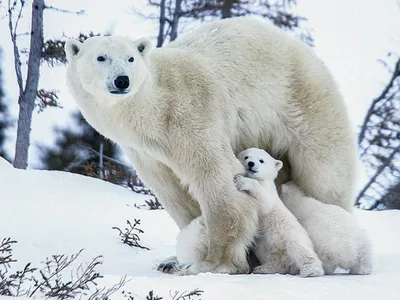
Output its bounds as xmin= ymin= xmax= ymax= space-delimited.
xmin=170 ymin=0 xmax=182 ymax=42
xmin=13 ymin=0 xmax=44 ymax=169
xmin=156 ymin=0 xmax=166 ymax=47
xmin=220 ymin=0 xmax=233 ymax=19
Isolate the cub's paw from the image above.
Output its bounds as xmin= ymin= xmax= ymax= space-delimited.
xmin=234 ymin=175 xmax=255 ymax=192
xmin=299 ymin=261 xmax=324 ymax=278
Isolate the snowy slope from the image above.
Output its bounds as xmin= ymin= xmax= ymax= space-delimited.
xmin=1 ymin=157 xmax=399 ymax=300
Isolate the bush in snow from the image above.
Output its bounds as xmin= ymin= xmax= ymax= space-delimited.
xmin=0 ymin=237 xmax=126 ymax=299
xmin=113 ymin=219 xmax=150 ymax=250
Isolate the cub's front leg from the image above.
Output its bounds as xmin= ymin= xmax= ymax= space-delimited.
xmin=234 ymin=175 xmax=274 ymax=215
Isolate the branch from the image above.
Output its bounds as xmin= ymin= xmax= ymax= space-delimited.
xmin=7 ymin=0 xmax=25 ymax=96
xmin=36 ymin=89 xmax=63 ymax=112
xmin=63 ymin=154 xmax=96 ymax=172
xmin=359 ymin=57 xmax=400 ymax=145
xmin=356 ymin=144 xmax=400 ymax=204
xmin=44 ymin=5 xmax=85 ymax=15
xmin=79 ymin=145 xmax=133 ymax=170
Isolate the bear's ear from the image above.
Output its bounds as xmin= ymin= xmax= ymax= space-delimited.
xmin=135 ymin=38 xmax=152 ymax=58
xmin=65 ymin=39 xmax=82 ymax=61
xmin=275 ymin=160 xmax=283 ymax=172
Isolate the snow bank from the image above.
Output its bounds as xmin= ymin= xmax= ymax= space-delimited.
xmin=0 ymin=167 xmax=399 ymax=299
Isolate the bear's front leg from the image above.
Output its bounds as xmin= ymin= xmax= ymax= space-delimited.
xmin=122 ymin=147 xmax=201 ymax=229
xmin=171 ymin=141 xmax=259 ymax=275
xmin=234 ymin=175 xmax=274 ymax=215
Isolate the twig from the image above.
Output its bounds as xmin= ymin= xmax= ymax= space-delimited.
xmin=356 ymin=144 xmax=400 ymax=205
xmin=358 ymin=57 xmax=400 ymax=145
xmin=44 ymin=5 xmax=85 ymax=15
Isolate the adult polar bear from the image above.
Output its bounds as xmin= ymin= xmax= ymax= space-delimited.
xmin=65 ymin=16 xmax=356 ymax=275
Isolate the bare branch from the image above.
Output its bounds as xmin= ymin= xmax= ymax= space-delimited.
xmin=356 ymin=144 xmax=400 ymax=205
xmin=7 ymin=0 xmax=25 ymax=95
xmin=359 ymin=57 xmax=400 ymax=145
xmin=36 ymin=89 xmax=63 ymax=113
xmin=44 ymin=5 xmax=85 ymax=15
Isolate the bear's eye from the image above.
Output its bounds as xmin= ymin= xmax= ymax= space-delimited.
xmin=97 ymin=56 xmax=106 ymax=62
xmin=259 ymin=159 xmax=264 ymax=163
xmin=128 ymin=57 xmax=134 ymax=62
xmin=244 ymin=156 xmax=248 ymax=160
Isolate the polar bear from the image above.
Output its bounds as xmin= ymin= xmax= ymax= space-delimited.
xmin=176 ymin=148 xmax=324 ymax=277
xmin=65 ymin=16 xmax=356 ymax=275
xmin=280 ymin=182 xmax=372 ymax=275
xmin=234 ymin=148 xmax=323 ymax=277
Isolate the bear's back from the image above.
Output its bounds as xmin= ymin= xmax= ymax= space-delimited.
xmin=165 ymin=16 xmax=299 ymax=61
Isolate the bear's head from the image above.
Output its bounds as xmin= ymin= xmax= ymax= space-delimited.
xmin=237 ymin=148 xmax=283 ymax=181
xmin=65 ymin=35 xmax=152 ymax=102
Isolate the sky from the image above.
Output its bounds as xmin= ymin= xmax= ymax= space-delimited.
xmin=0 ymin=0 xmax=399 ymax=172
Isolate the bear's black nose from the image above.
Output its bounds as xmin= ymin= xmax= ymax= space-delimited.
xmin=248 ymin=161 xmax=255 ymax=168
xmin=114 ymin=76 xmax=130 ymax=89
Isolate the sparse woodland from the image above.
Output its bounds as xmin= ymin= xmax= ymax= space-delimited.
xmin=0 ymin=0 xmax=399 ymax=297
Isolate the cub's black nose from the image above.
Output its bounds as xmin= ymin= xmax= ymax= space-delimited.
xmin=248 ymin=161 xmax=255 ymax=168
xmin=114 ymin=76 xmax=130 ymax=89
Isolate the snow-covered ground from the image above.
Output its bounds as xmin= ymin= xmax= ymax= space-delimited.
xmin=1 ymin=157 xmax=399 ymax=299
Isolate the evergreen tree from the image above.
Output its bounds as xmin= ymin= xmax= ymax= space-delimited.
xmin=0 ymin=49 xmax=12 ymax=161
xmin=39 ymin=111 xmax=123 ymax=180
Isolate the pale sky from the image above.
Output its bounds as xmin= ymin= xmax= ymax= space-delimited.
xmin=0 ymin=0 xmax=399 ymax=177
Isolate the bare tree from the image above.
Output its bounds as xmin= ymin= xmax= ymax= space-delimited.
xmin=0 ymin=49 xmax=13 ymax=161
xmin=135 ymin=0 xmax=312 ymax=48
xmin=7 ymin=1 xmax=84 ymax=169
xmin=8 ymin=0 xmax=44 ymax=169
xmin=357 ymin=55 xmax=400 ymax=209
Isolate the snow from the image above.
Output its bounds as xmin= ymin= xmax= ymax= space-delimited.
xmin=1 ymin=157 xmax=399 ymax=299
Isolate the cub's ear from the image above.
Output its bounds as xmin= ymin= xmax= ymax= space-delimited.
xmin=275 ymin=160 xmax=283 ymax=172
xmin=135 ymin=37 xmax=152 ymax=58
xmin=65 ymin=39 xmax=83 ymax=62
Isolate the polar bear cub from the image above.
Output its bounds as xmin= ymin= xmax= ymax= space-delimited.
xmin=234 ymin=148 xmax=323 ymax=277
xmin=176 ymin=148 xmax=324 ymax=277
xmin=280 ymin=182 xmax=372 ymax=275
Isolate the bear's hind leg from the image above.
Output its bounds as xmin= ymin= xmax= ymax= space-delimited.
xmin=288 ymin=136 xmax=355 ymax=212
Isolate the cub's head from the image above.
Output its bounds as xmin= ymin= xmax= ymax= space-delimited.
xmin=65 ymin=36 xmax=152 ymax=102
xmin=237 ymin=148 xmax=283 ymax=181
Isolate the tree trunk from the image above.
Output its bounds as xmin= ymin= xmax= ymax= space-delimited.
xmin=98 ymin=141 xmax=104 ymax=180
xmin=221 ymin=3 xmax=232 ymax=19
xmin=157 ymin=0 xmax=166 ymax=47
xmin=220 ymin=0 xmax=234 ymax=19
xmin=13 ymin=0 xmax=44 ymax=169
xmin=170 ymin=0 xmax=182 ymax=42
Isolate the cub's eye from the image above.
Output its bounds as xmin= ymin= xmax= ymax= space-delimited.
xmin=128 ymin=57 xmax=134 ymax=62
xmin=97 ymin=56 xmax=106 ymax=62
xmin=244 ymin=156 xmax=248 ymax=160
xmin=259 ymin=159 xmax=264 ymax=163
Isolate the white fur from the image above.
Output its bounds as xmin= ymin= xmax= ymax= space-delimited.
xmin=65 ymin=16 xmax=356 ymax=275
xmin=235 ymin=148 xmax=323 ymax=277
xmin=177 ymin=148 xmax=324 ymax=277
xmin=280 ymin=181 xmax=372 ymax=275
